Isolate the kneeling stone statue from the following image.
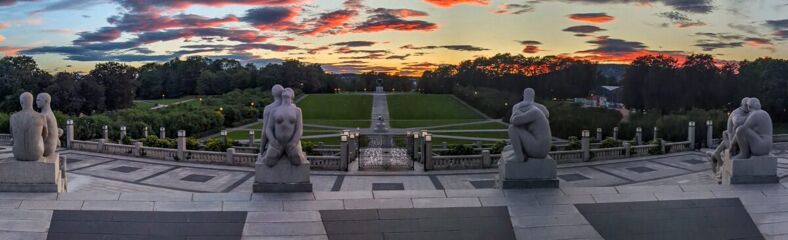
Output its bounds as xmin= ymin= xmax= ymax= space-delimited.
xmin=0 ymin=92 xmax=66 ymax=192
xmin=254 ymin=87 xmax=312 ymax=192
xmin=498 ymin=88 xmax=558 ymax=189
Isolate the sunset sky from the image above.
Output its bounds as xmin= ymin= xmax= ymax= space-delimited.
xmin=0 ymin=0 xmax=786 ymax=76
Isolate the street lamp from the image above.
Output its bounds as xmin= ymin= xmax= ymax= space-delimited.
xmin=220 ymin=130 xmax=228 ymax=146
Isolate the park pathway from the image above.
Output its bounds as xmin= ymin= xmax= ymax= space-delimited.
xmin=357 ymin=92 xmax=412 ymax=170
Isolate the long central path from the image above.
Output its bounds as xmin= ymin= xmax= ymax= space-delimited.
xmin=357 ymin=92 xmax=412 ymax=170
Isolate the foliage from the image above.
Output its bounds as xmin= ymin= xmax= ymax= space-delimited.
xmin=302 ymin=141 xmax=317 ymax=155
xmin=0 ymin=113 xmax=8 ymax=133
xmin=141 ymin=135 xmax=176 ymax=148
xmin=565 ymin=136 xmax=581 ymax=150
xmin=490 ymin=141 xmax=507 ymax=154
xmin=648 ymin=138 xmax=665 ymax=155
xmin=445 ymin=144 xmax=475 ymax=155
xmin=599 ymin=137 xmax=621 ymax=148
xmin=203 ymin=138 xmax=231 ymax=152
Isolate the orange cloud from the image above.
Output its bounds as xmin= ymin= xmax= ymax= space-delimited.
xmin=745 ymin=37 xmax=772 ymax=46
xmin=522 ymin=45 xmax=540 ymax=53
xmin=574 ymin=50 xmax=686 ymax=64
xmin=303 ymin=10 xmax=357 ymax=36
xmin=568 ymin=13 xmax=614 ymax=24
xmin=0 ymin=46 xmax=23 ymax=56
xmin=423 ymin=0 xmax=488 ymax=7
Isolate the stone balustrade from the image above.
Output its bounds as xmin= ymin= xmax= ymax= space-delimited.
xmin=0 ymin=133 xmax=11 ymax=145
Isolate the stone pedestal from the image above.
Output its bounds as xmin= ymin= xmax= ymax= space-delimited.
xmin=721 ymin=151 xmax=778 ymax=184
xmin=0 ymin=153 xmax=66 ymax=192
xmin=254 ymin=156 xmax=312 ymax=192
xmin=497 ymin=146 xmax=558 ymax=189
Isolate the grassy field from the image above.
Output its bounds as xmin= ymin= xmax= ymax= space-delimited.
xmin=430 ymin=137 xmax=502 ymax=145
xmin=387 ymin=94 xmax=483 ymax=128
xmin=428 ymin=121 xmax=508 ymax=130
xmin=297 ymin=94 xmax=372 ymax=128
xmin=133 ymin=96 xmax=199 ymax=109
xmin=435 ymin=131 xmax=508 ymax=139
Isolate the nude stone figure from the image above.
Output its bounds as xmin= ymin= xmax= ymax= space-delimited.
xmin=262 ymin=88 xmax=307 ymax=166
xmin=260 ymin=85 xmax=284 ymax=153
xmin=36 ymin=93 xmax=60 ymax=157
xmin=508 ymin=88 xmax=552 ymax=161
xmin=10 ymin=92 xmax=48 ymax=161
xmin=731 ymin=98 xmax=773 ymax=159
xmin=711 ymin=97 xmax=749 ymax=171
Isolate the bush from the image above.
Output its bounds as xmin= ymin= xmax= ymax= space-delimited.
xmin=302 ymin=141 xmax=317 ymax=155
xmin=490 ymin=141 xmax=507 ymax=154
xmin=204 ymin=138 xmax=231 ymax=152
xmin=0 ymin=113 xmax=9 ymax=133
xmin=565 ymin=136 xmax=581 ymax=150
xmin=648 ymin=138 xmax=664 ymax=155
xmin=446 ymin=144 xmax=475 ymax=155
xmin=599 ymin=137 xmax=621 ymax=148
xmin=141 ymin=135 xmax=175 ymax=148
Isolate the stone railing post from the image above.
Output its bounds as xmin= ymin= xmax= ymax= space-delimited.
xmin=636 ymin=127 xmax=643 ymax=145
xmin=413 ymin=133 xmax=421 ymax=162
xmin=340 ymin=135 xmax=349 ymax=171
xmin=133 ymin=142 xmax=142 ymax=157
xmin=225 ymin=148 xmax=235 ymax=165
xmin=248 ymin=130 xmax=255 ymax=147
xmin=424 ymin=134 xmax=433 ymax=171
xmin=660 ymin=139 xmax=667 ymax=154
xmin=143 ymin=126 xmax=149 ymax=138
xmin=482 ymin=150 xmax=491 ymax=168
xmin=581 ymin=130 xmax=591 ymax=162
xmin=159 ymin=127 xmax=166 ymax=139
xmin=706 ymin=120 xmax=713 ymax=148
xmin=177 ymin=130 xmax=186 ymax=161
xmin=688 ymin=121 xmax=695 ymax=145
xmin=102 ymin=125 xmax=109 ymax=141
xmin=406 ymin=132 xmax=413 ymax=157
xmin=97 ymin=139 xmax=106 ymax=153
xmin=66 ymin=119 xmax=74 ymax=149
xmin=653 ymin=127 xmax=659 ymax=142
xmin=348 ymin=133 xmax=356 ymax=161
xmin=613 ymin=126 xmax=619 ymax=140
xmin=119 ymin=126 xmax=127 ymax=144
xmin=623 ymin=142 xmax=631 ymax=157
xmin=596 ymin=128 xmax=602 ymax=141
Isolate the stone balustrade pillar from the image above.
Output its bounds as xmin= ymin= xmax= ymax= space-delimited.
xmin=613 ymin=127 xmax=619 ymax=140
xmin=102 ymin=125 xmax=109 ymax=141
xmin=581 ymin=130 xmax=591 ymax=162
xmin=596 ymin=128 xmax=602 ymax=141
xmin=340 ymin=135 xmax=349 ymax=171
xmin=660 ymin=139 xmax=667 ymax=154
xmin=248 ymin=130 xmax=255 ymax=147
xmin=424 ymin=134 xmax=433 ymax=171
xmin=653 ymin=127 xmax=659 ymax=142
xmin=225 ymin=148 xmax=235 ymax=165
xmin=97 ymin=138 xmax=105 ymax=153
xmin=133 ymin=142 xmax=142 ymax=157
xmin=636 ymin=127 xmax=643 ymax=145
xmin=706 ymin=120 xmax=714 ymax=148
xmin=623 ymin=142 xmax=631 ymax=157
xmin=119 ymin=126 xmax=127 ymax=144
xmin=66 ymin=120 xmax=74 ymax=149
xmin=413 ymin=133 xmax=421 ymax=162
xmin=143 ymin=126 xmax=149 ymax=138
xmin=159 ymin=127 xmax=166 ymax=139
xmin=482 ymin=150 xmax=491 ymax=168
xmin=177 ymin=130 xmax=186 ymax=161
xmin=688 ymin=121 xmax=696 ymax=146
xmin=348 ymin=133 xmax=356 ymax=161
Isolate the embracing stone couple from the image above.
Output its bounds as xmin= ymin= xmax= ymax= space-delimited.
xmin=711 ymin=97 xmax=773 ymax=172
xmin=10 ymin=92 xmax=61 ymax=162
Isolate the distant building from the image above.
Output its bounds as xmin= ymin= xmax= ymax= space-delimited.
xmin=573 ymin=86 xmax=622 ymax=109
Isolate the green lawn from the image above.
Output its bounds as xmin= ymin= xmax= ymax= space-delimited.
xmin=133 ymin=96 xmax=200 ymax=110
xmin=294 ymin=94 xmax=373 ymax=128
xmin=430 ymin=137 xmax=500 ymax=145
xmin=435 ymin=131 xmax=508 ymax=139
xmin=428 ymin=121 xmax=508 ymax=130
xmin=304 ymin=119 xmax=371 ymax=128
xmin=303 ymin=137 xmax=341 ymax=145
xmin=387 ymin=94 xmax=483 ymax=128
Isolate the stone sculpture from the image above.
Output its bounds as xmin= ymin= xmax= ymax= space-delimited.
xmin=260 ymin=84 xmax=284 ymax=153
xmin=507 ymin=88 xmax=552 ymax=161
xmin=262 ymin=88 xmax=307 ymax=166
xmin=37 ymin=93 xmax=61 ymax=157
xmin=499 ymin=88 xmax=557 ymax=189
xmin=10 ymin=92 xmax=48 ymax=161
xmin=255 ymin=87 xmax=311 ymax=192
xmin=731 ymin=98 xmax=773 ymax=159
xmin=710 ymin=97 xmax=749 ymax=172
xmin=719 ymin=97 xmax=777 ymax=184
xmin=1 ymin=92 xmax=66 ymax=192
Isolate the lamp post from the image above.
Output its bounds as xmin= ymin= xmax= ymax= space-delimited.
xmin=221 ymin=130 xmax=228 ymax=146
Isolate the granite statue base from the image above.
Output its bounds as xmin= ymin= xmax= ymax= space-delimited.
xmin=254 ymin=155 xmax=312 ymax=193
xmin=0 ymin=153 xmax=66 ymax=192
xmin=497 ymin=147 xmax=558 ymax=189
xmin=721 ymin=151 xmax=778 ymax=185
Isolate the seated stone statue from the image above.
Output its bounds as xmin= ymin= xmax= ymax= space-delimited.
xmin=711 ymin=97 xmax=749 ymax=171
xmin=260 ymin=85 xmax=284 ymax=153
xmin=508 ymin=88 xmax=552 ymax=161
xmin=731 ymin=98 xmax=772 ymax=159
xmin=10 ymin=92 xmax=48 ymax=161
xmin=37 ymin=93 xmax=60 ymax=157
xmin=262 ymin=88 xmax=307 ymax=166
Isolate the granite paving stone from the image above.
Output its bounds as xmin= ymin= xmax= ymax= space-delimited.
xmin=80 ymin=201 xmax=154 ymax=211
xmin=372 ymin=190 xmax=445 ymax=199
xmin=242 ymin=222 xmax=327 ymax=236
xmin=246 ymin=211 xmax=322 ymax=223
xmin=343 ymin=198 xmax=414 ymax=209
xmin=222 ymin=201 xmax=283 ymax=212
xmin=284 ymin=200 xmax=344 ymax=211
xmin=412 ymin=197 xmax=481 ymax=208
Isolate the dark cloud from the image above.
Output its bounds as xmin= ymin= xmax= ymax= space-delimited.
xmin=241 ymin=7 xmax=301 ymax=31
xmin=74 ymin=27 xmax=122 ymax=44
xmin=353 ymin=8 xmax=437 ymax=32
xmin=518 ymin=40 xmax=541 ymax=45
xmin=657 ymin=11 xmax=705 ymax=28
xmin=728 ymin=23 xmax=760 ymax=35
xmin=343 ymin=0 xmax=364 ymax=9
xmin=573 ymin=36 xmax=685 ymax=63
xmin=744 ymin=37 xmax=772 ymax=46
xmin=538 ymin=0 xmax=713 ymax=13
xmin=694 ymin=40 xmax=743 ymax=51
xmin=31 ymin=0 xmax=107 ymax=13
xmin=386 ymin=54 xmax=410 ymax=60
xmin=0 ymin=0 xmax=35 ymax=7
xmin=695 ymin=32 xmax=742 ymax=40
xmin=562 ymin=25 xmax=605 ymax=33
xmin=368 ymin=8 xmax=428 ymax=18
xmin=401 ymin=44 xmax=488 ymax=51
xmin=73 ymin=13 xmax=239 ymax=44
xmin=774 ymin=30 xmax=788 ymax=39
xmin=330 ymin=41 xmax=376 ymax=47
xmin=335 ymin=47 xmax=389 ymax=54
xmin=765 ymin=19 xmax=788 ymax=29
xmin=492 ymin=3 xmax=534 ymax=15
xmin=578 ymin=36 xmax=646 ymax=53
xmin=302 ymin=9 xmax=357 ymax=35
xmin=115 ymin=0 xmax=303 ymax=12
xmin=568 ymin=13 xmax=614 ymax=23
